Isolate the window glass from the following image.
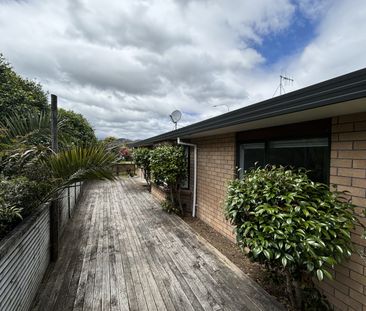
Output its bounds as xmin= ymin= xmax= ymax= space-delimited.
xmin=180 ymin=146 xmax=190 ymax=189
xmin=239 ymin=138 xmax=329 ymax=183
xmin=239 ymin=143 xmax=265 ymax=176
xmin=269 ymin=138 xmax=328 ymax=182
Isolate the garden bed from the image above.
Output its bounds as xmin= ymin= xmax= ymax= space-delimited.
xmin=183 ymin=216 xmax=292 ymax=310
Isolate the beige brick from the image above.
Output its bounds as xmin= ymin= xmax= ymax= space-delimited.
xmin=331 ymin=176 xmax=352 ymax=186
xmin=334 ymin=289 xmax=363 ymax=311
xmin=331 ymin=168 xmax=338 ymax=175
xmin=350 ymin=271 xmax=366 ymax=285
xmin=336 ymin=271 xmax=364 ymax=293
xmin=339 ymin=113 xmax=366 ymax=123
xmin=354 ymin=141 xmax=366 ymax=150
xmin=353 ymin=160 xmax=366 ymax=169
xmin=318 ymin=281 xmax=335 ymax=295
xmin=338 ymin=168 xmax=366 ymax=178
xmin=193 ymin=133 xmax=236 ymax=238
xmin=340 ymin=132 xmax=366 ymax=141
xmin=333 ymin=123 xmax=354 ymax=133
xmin=332 ymin=150 xmax=339 ymax=158
xmin=351 ymin=233 xmax=366 ymax=247
xmin=350 ymin=253 xmax=366 ymax=266
xmin=352 ymin=197 xmax=366 ymax=208
xmin=332 ymin=133 xmax=339 ymax=142
xmin=339 ymin=150 xmax=366 ymax=160
xmin=347 ymin=260 xmax=365 ymax=274
xmin=326 ymin=296 xmax=347 ymax=311
xmin=337 ymin=185 xmax=366 ymax=197
xmin=332 ymin=141 xmax=354 ymax=150
xmin=336 ymin=265 xmax=351 ymax=277
xmin=353 ymin=178 xmax=366 ymax=188
xmin=332 ymin=159 xmax=353 ymax=168
xmin=350 ymin=289 xmax=366 ymax=305
xmin=332 ymin=278 xmax=350 ymax=295
xmin=355 ymin=122 xmax=366 ymax=131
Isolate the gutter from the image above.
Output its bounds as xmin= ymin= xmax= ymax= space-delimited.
xmin=177 ymin=138 xmax=197 ymax=218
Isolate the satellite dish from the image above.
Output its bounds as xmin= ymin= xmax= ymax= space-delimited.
xmin=169 ymin=110 xmax=181 ymax=130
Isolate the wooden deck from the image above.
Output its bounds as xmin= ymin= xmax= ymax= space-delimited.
xmin=31 ymin=178 xmax=283 ymax=311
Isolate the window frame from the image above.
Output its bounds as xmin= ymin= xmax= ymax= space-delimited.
xmin=235 ymin=120 xmax=331 ymax=184
xmin=180 ymin=145 xmax=190 ymax=190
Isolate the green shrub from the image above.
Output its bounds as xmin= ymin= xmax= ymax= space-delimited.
xmin=132 ymin=147 xmax=152 ymax=188
xmin=0 ymin=176 xmax=43 ymax=239
xmin=0 ymin=176 xmax=44 ymax=218
xmin=150 ymin=145 xmax=187 ymax=214
xmin=0 ymin=203 xmax=23 ymax=238
xmin=161 ymin=199 xmax=180 ymax=214
xmin=225 ymin=166 xmax=355 ymax=310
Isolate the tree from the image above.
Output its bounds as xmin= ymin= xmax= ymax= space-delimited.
xmin=225 ymin=166 xmax=355 ymax=310
xmin=150 ymin=145 xmax=187 ymax=214
xmin=0 ymin=54 xmax=48 ymax=123
xmin=132 ymin=147 xmax=152 ymax=189
xmin=0 ymin=54 xmax=96 ymax=147
xmin=102 ymin=136 xmax=118 ymax=145
xmin=58 ymin=108 xmax=97 ymax=146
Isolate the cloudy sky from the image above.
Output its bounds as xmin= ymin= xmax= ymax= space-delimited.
xmin=1 ymin=0 xmax=366 ymax=139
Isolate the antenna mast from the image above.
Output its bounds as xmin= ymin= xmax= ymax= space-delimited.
xmin=273 ymin=74 xmax=294 ymax=97
xmin=280 ymin=75 xmax=294 ymax=95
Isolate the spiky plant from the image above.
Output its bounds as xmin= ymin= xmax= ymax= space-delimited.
xmin=43 ymin=145 xmax=117 ymax=201
xmin=0 ymin=111 xmax=117 ymax=235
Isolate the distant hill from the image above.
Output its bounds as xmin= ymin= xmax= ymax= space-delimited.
xmin=115 ymin=138 xmax=134 ymax=144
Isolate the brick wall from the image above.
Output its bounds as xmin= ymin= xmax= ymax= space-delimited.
xmin=151 ymin=184 xmax=167 ymax=203
xmin=192 ymin=133 xmax=236 ymax=241
xmin=147 ymin=115 xmax=366 ymax=310
xmin=316 ymin=113 xmax=366 ymax=311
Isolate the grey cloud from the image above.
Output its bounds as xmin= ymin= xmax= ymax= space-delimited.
xmin=1 ymin=0 xmax=364 ymax=140
xmin=67 ymin=0 xmax=192 ymax=53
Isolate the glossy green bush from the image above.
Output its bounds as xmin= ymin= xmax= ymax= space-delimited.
xmin=225 ymin=166 xmax=355 ymax=309
xmin=132 ymin=147 xmax=152 ymax=187
xmin=150 ymin=145 xmax=187 ymax=213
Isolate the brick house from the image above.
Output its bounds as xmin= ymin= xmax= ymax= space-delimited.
xmin=132 ymin=68 xmax=366 ymax=310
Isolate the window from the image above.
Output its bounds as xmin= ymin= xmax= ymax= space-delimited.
xmin=239 ymin=143 xmax=265 ymax=177
xmin=239 ymin=137 xmax=329 ymax=183
xmin=181 ymin=146 xmax=190 ymax=189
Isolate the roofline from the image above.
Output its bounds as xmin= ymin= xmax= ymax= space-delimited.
xmin=130 ymin=68 xmax=366 ymax=147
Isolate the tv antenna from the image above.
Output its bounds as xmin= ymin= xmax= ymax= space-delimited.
xmin=169 ymin=110 xmax=181 ymax=130
xmin=273 ymin=74 xmax=294 ymax=97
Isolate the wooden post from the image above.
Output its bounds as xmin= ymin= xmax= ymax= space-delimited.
xmin=50 ymin=94 xmax=58 ymax=153
xmin=50 ymin=94 xmax=59 ymax=261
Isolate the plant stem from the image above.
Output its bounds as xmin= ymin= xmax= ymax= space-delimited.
xmin=293 ymin=279 xmax=303 ymax=310
xmin=285 ymin=271 xmax=297 ymax=310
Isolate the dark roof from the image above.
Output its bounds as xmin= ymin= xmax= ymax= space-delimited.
xmin=131 ymin=68 xmax=366 ymax=147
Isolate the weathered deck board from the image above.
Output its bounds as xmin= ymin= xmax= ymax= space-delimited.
xmin=31 ymin=178 xmax=284 ymax=311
